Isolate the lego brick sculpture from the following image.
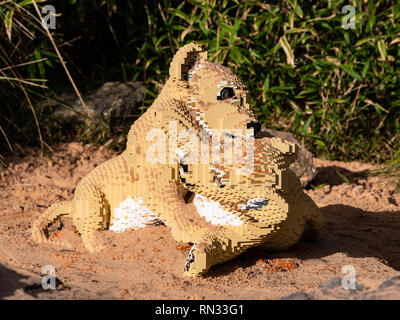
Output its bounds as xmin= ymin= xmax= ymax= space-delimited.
xmin=32 ymin=43 xmax=323 ymax=276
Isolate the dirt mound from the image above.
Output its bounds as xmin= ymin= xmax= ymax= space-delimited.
xmin=0 ymin=143 xmax=399 ymax=299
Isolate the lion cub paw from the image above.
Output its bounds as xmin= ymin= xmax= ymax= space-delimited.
xmin=183 ymin=242 xmax=211 ymax=277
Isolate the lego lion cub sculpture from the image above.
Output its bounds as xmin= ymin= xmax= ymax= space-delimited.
xmin=32 ymin=43 xmax=323 ymax=276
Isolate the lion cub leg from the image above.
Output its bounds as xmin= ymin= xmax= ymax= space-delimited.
xmin=183 ymin=225 xmax=269 ymax=277
xmin=72 ymin=183 xmax=109 ymax=252
xmin=183 ymin=194 xmax=290 ymax=276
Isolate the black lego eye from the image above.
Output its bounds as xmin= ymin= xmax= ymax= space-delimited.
xmin=218 ymin=87 xmax=235 ymax=100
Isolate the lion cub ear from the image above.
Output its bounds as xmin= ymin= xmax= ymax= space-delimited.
xmin=169 ymin=43 xmax=207 ymax=83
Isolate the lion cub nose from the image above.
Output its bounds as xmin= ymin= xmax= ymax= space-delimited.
xmin=246 ymin=121 xmax=261 ymax=134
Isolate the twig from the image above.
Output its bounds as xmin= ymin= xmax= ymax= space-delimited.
xmin=0 ymin=76 xmax=47 ymax=88
xmin=0 ymin=58 xmax=47 ymax=72
xmin=0 ymin=124 xmax=12 ymax=151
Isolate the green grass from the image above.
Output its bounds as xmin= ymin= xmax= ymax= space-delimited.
xmin=0 ymin=0 xmax=399 ymax=171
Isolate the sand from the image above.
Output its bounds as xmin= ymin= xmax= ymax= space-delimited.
xmin=0 ymin=142 xmax=399 ymax=300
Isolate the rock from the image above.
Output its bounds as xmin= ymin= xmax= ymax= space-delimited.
xmin=360 ymin=275 xmax=400 ymax=300
xmin=282 ymin=275 xmax=400 ymax=300
xmin=323 ymin=184 xmax=331 ymax=194
xmin=52 ymin=81 xmax=146 ymax=122
xmin=354 ymin=185 xmax=365 ymax=195
xmin=256 ymin=128 xmax=318 ymax=187
xmin=282 ymin=292 xmax=312 ymax=300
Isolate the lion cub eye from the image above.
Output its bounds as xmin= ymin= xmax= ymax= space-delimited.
xmin=218 ymin=87 xmax=235 ymax=100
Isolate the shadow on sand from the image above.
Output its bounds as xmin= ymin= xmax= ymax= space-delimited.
xmin=0 ymin=264 xmax=30 ymax=299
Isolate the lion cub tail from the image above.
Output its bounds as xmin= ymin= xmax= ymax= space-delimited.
xmin=31 ymin=201 xmax=72 ymax=247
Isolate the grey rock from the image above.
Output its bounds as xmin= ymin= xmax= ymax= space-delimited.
xmin=256 ymin=128 xmax=318 ymax=187
xmin=282 ymin=275 xmax=400 ymax=300
xmin=282 ymin=292 xmax=312 ymax=300
xmin=321 ymin=277 xmax=343 ymax=290
xmin=378 ymin=275 xmax=400 ymax=290
xmin=52 ymin=81 xmax=146 ymax=122
xmin=354 ymin=185 xmax=365 ymax=195
xmin=358 ymin=275 xmax=400 ymax=299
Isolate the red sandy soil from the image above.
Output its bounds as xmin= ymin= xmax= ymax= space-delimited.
xmin=0 ymin=142 xmax=399 ymax=300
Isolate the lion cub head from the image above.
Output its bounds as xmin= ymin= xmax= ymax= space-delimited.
xmin=161 ymin=43 xmax=260 ymax=135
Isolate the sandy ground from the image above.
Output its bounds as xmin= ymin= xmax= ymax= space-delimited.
xmin=0 ymin=142 xmax=399 ymax=300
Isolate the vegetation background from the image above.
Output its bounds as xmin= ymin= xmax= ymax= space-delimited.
xmin=1 ymin=0 xmax=399 ymax=173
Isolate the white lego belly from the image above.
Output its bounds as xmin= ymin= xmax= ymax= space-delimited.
xmin=110 ymin=197 xmax=160 ymax=233
xmin=192 ymin=194 xmax=244 ymax=227
xmin=110 ymin=194 xmax=265 ymax=232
